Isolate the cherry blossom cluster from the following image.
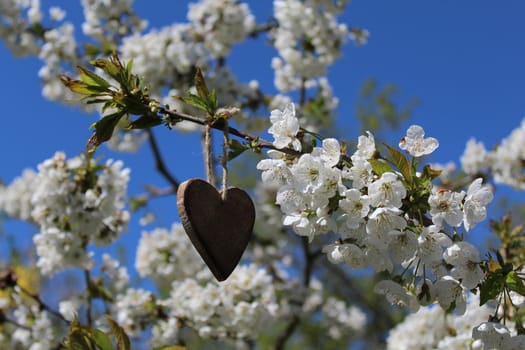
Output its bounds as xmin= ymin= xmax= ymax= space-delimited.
xmin=132 ymin=222 xmax=366 ymax=346
xmin=258 ymin=103 xmax=494 ymax=314
xmin=119 ymin=23 xmax=207 ymax=95
xmin=462 ymin=118 xmax=525 ymax=190
xmin=135 ymin=223 xmax=209 ymax=289
xmin=159 ymin=264 xmax=282 ymax=345
xmin=0 ymin=1 xmax=81 ymax=103
xmin=80 ymin=0 xmax=145 ymax=40
xmin=0 ymin=293 xmax=58 ymax=349
xmin=388 ymin=291 xmax=525 ymax=349
xmin=386 ymin=293 xmax=495 ymax=349
xmin=187 ymin=0 xmax=256 ymax=58
xmin=38 ymin=21 xmax=81 ymax=103
xmin=0 ymin=152 xmax=130 ymax=275
xmin=271 ymin=0 xmax=350 ymax=92
xmin=0 ymin=0 xmax=42 ymax=56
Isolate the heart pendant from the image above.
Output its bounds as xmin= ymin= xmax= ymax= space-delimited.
xmin=176 ymin=178 xmax=255 ymax=281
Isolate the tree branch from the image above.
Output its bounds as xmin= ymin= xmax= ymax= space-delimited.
xmin=16 ymin=283 xmax=69 ymax=324
xmin=275 ymin=236 xmax=317 ymax=350
xmin=146 ymin=128 xmax=180 ymax=190
xmin=84 ymin=269 xmax=93 ymax=326
xmin=160 ymin=107 xmax=353 ymax=164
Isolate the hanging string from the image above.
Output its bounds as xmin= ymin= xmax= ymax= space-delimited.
xmin=204 ymin=123 xmax=215 ymax=186
xmin=221 ymin=119 xmax=229 ymax=201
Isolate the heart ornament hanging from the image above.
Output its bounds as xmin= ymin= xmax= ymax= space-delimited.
xmin=177 ymin=178 xmax=255 ymax=281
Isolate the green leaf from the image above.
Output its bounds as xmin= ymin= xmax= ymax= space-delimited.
xmin=78 ymin=66 xmax=111 ymax=90
xmin=91 ymin=56 xmax=121 ymax=81
xmin=368 ymin=159 xmax=394 ymax=176
xmin=384 ymin=143 xmax=412 ymax=184
xmin=479 ymin=270 xmax=505 ymax=305
xmin=84 ymin=43 xmax=101 ymax=57
xmin=63 ymin=317 xmax=109 ymax=350
xmin=91 ymin=329 xmax=113 ymax=350
xmin=87 ymin=111 xmax=125 ymax=152
xmin=127 ymin=115 xmax=162 ymax=129
xmin=228 ymin=139 xmax=249 ymax=161
xmin=420 ymin=164 xmax=442 ymax=181
xmin=154 ymin=346 xmax=188 ymax=350
xmin=125 ymin=59 xmax=134 ymax=78
xmin=129 ymin=196 xmax=148 ymax=212
xmin=208 ymin=89 xmax=218 ymax=112
xmin=194 ymin=67 xmax=209 ymax=100
xmin=61 ymin=76 xmax=109 ymax=96
xmin=106 ymin=316 xmax=130 ymax=350
xmin=505 ymin=271 xmax=525 ymax=296
xmin=88 ymin=278 xmax=114 ymax=302
xmin=178 ymin=94 xmax=209 ymax=112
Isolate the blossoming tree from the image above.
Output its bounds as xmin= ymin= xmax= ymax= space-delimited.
xmin=1 ymin=1 xmax=525 ymax=349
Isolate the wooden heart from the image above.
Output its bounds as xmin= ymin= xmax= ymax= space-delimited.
xmin=176 ymin=178 xmax=255 ymax=281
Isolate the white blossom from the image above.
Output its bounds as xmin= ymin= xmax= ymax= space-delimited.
xmin=399 ymin=124 xmax=439 ymax=157
xmin=323 ymin=242 xmax=367 ymax=268
xmin=461 ymin=138 xmax=488 ymax=175
xmin=338 ymin=189 xmax=370 ymax=229
xmin=49 ymin=6 xmax=65 ymax=21
xmin=59 ymin=296 xmax=83 ymax=322
xmin=101 ymin=253 xmax=130 ymax=293
xmin=322 ymin=297 xmax=367 ymax=339
xmin=375 ymin=280 xmax=419 ymax=311
xmin=366 ymin=207 xmax=407 ymax=242
xmin=472 ymin=322 xmax=512 ymax=350
xmin=112 ymin=288 xmax=155 ymax=337
xmin=0 ymin=168 xmax=38 ymax=221
xmin=352 ymin=131 xmax=376 ymax=162
xmin=435 ymin=276 xmax=467 ymax=315
xmin=3 ymin=152 xmax=131 ymax=275
xmin=463 ymin=178 xmax=493 ymax=232
xmin=388 ymin=229 xmax=418 ymax=263
xmin=429 ymin=187 xmax=465 ymax=228
xmin=417 ymin=225 xmax=453 ymax=264
xmin=387 ymin=293 xmax=494 ymax=350
xmin=160 ymin=264 xmax=282 ymax=342
xmin=135 ymin=223 xmax=204 ymax=286
xmin=443 ymin=242 xmax=484 ymax=289
xmin=271 ymin=0 xmax=349 ymax=91
xmin=347 ymin=157 xmax=374 ymax=189
xmin=487 ymin=118 xmax=525 ymax=189
xmin=365 ymin=236 xmax=393 ymax=272
xmin=320 ymin=138 xmax=341 ymax=167
xmin=268 ymin=103 xmax=301 ymax=151
xmin=81 ymin=0 xmax=145 ymax=40
xmin=187 ymin=0 xmax=255 ymax=58
xmin=368 ymin=172 xmax=407 ymax=208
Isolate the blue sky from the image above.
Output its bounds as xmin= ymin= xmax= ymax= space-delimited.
xmin=1 ymin=1 xmax=525 ymax=258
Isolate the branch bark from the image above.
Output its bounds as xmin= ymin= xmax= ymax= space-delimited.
xmin=159 ymin=107 xmax=352 ymax=164
xmin=146 ymin=128 xmax=180 ymax=190
xmin=275 ymin=236 xmax=317 ymax=350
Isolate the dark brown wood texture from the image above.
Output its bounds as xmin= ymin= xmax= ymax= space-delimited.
xmin=177 ymin=179 xmax=255 ymax=281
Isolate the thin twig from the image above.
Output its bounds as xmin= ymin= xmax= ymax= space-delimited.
xmin=299 ymin=77 xmax=307 ymax=107
xmin=248 ymin=21 xmax=278 ymax=38
xmin=322 ymin=261 xmax=397 ymax=344
xmin=161 ymin=107 xmax=353 ymax=164
xmin=275 ymin=236 xmax=317 ymax=350
xmin=146 ymin=128 xmax=180 ymax=190
xmin=4 ymin=317 xmax=32 ymax=331
xmin=84 ymin=269 xmax=93 ymax=326
xmin=16 ymin=284 xmax=69 ymax=323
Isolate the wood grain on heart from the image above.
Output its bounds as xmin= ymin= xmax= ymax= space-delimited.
xmin=176 ymin=178 xmax=255 ymax=281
